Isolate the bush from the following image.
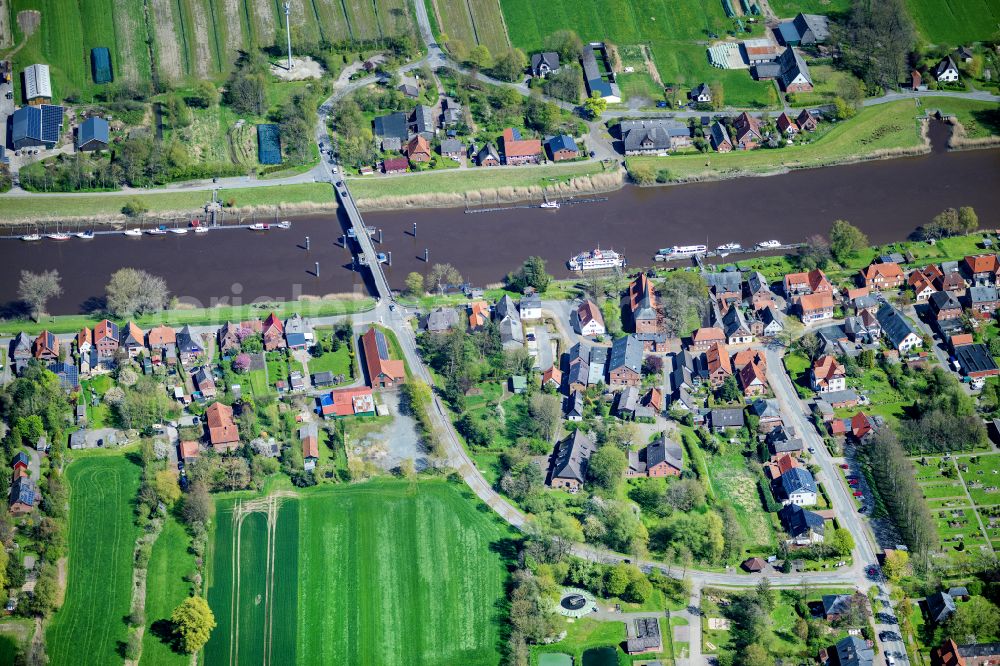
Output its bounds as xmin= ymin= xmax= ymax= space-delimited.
xmin=121 ymin=198 xmax=148 ymax=217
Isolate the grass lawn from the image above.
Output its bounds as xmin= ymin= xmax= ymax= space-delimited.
xmin=788 ymin=64 xmax=862 ymax=106
xmin=347 ymin=161 xmax=608 ymax=203
xmin=767 ymin=0 xmax=851 ymax=16
xmin=629 ymin=99 xmax=935 ymax=182
xmin=247 ymin=368 xmax=271 ymax=398
xmin=930 ymin=97 xmax=1000 ymax=140
xmin=0 ymin=182 xmax=333 ymax=222
xmin=617 ymin=72 xmax=664 ymax=104
xmin=706 ymin=448 xmax=779 ymax=552
xmin=204 ymin=480 xmax=514 ymax=665
xmin=904 ymin=0 xmax=1000 ymax=44
xmin=961 ymin=453 xmax=1000 ymax=506
xmin=46 ymin=455 xmax=142 ymax=665
xmin=533 ymin=617 xmax=630 ymax=665
xmin=142 ymin=515 xmax=196 ymax=665
xmin=307 ymin=345 xmax=355 ymax=378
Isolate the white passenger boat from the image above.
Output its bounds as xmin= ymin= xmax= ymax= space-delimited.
xmin=655 ymin=244 xmax=707 ymax=260
xmin=716 ymin=242 xmax=741 ymax=252
xmin=756 ymin=239 xmax=781 ymax=249
xmin=567 ymin=247 xmax=625 ymax=271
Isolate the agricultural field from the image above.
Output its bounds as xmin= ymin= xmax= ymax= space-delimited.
xmin=142 ymin=516 xmax=197 ymax=666
xmin=431 ymin=0 xmax=510 ymax=55
xmin=767 ymin=0 xmax=851 ymax=17
xmin=904 ymin=0 xmax=1000 ymax=44
xmin=204 ymin=481 xmax=513 ymax=665
xmin=45 ymin=455 xmax=142 ymax=665
xmin=498 ymin=0 xmax=776 ymax=107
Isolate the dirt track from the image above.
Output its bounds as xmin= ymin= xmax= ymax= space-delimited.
xmin=0 ymin=0 xmax=11 ymax=49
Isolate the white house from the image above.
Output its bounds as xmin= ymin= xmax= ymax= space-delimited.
xmin=810 ymin=355 xmax=846 ymax=393
xmin=691 ymin=83 xmax=712 ymax=103
xmin=934 ymin=57 xmax=960 ymax=83
xmin=519 ymin=294 xmax=542 ymax=320
xmin=778 ymin=468 xmax=817 ymax=507
xmin=877 ymin=304 xmax=923 ymax=354
xmin=574 ymin=300 xmax=606 ymax=337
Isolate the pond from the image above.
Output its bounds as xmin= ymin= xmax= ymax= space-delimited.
xmin=538 ymin=653 xmax=573 ymax=666
xmin=581 ymin=646 xmax=618 ymax=666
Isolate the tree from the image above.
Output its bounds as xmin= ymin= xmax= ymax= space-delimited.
xmin=18 ymin=269 xmax=63 ymax=321
xmin=881 ymin=549 xmax=910 ymax=582
xmin=542 ymin=30 xmax=583 ymax=61
xmin=605 ymin=563 xmax=630 ymax=596
xmin=717 ymin=375 xmax=742 ymax=403
xmin=660 ymin=271 xmax=709 ymax=338
xmin=171 ymin=595 xmax=217 ymax=653
xmin=797 ymin=234 xmax=831 ymax=270
xmin=831 ymin=528 xmax=855 ymax=557
xmin=121 ymin=198 xmax=148 ymax=217
xmin=588 ymin=446 xmax=627 ymax=493
xmin=428 ymin=263 xmax=462 ymax=294
xmin=709 ymin=81 xmax=725 ymax=110
xmin=507 ymin=256 xmax=552 ymax=293
xmin=404 ymin=272 xmax=424 ymax=297
xmin=837 ymin=0 xmax=915 ymax=89
xmin=829 ymin=220 xmax=868 ymax=264
xmin=467 ymin=44 xmax=494 ymax=70
xmin=742 ymin=643 xmax=771 ymax=666
xmin=491 ymin=48 xmax=527 ymax=82
xmin=583 ymin=92 xmax=607 ymax=119
xmin=833 ymin=96 xmax=857 ymax=120
xmin=106 ymin=268 xmax=169 ymax=318
xmin=528 ymin=393 xmax=562 ymax=441
xmin=233 ymin=353 xmax=251 ymax=373
xmin=666 ymin=478 xmax=706 ymax=512
xmin=946 ymin=597 xmax=1000 ymax=643
xmin=958 ymin=206 xmax=979 ymax=234
xmin=154 ymin=469 xmax=182 ymax=506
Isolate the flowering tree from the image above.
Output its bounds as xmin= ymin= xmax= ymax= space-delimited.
xmin=233 ymin=353 xmax=252 ymax=374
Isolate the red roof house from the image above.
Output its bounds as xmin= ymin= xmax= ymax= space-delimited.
xmin=205 ymin=402 xmax=240 ymax=452
xmin=360 ymin=327 xmax=406 ymax=388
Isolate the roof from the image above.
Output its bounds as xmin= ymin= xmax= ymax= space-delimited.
xmin=318 ymin=387 xmax=375 ymax=417
xmin=691 ymin=82 xmax=711 ymax=98
xmin=501 ymin=128 xmax=542 ymax=158
xmin=476 ymin=143 xmax=500 ymax=163
xmin=299 ymin=423 xmax=320 ymax=459
xmin=778 ymin=47 xmax=811 ymax=88
xmin=12 ymin=105 xmax=63 ymax=144
xmin=792 ymin=13 xmax=830 ymax=43
xmin=406 ymin=134 xmax=431 ymax=157
xmin=383 ymin=156 xmax=409 ymax=171
xmin=439 ymin=138 xmax=464 ymax=154
xmin=722 ymin=306 xmax=749 ymax=338
xmin=706 ymin=271 xmax=743 ymax=294
xmin=876 ymin=304 xmax=918 ymax=349
xmin=734 ymin=112 xmax=761 ymax=142
xmin=785 ymin=268 xmax=830 ymax=293
xmin=710 ymin=121 xmax=731 ymax=147
xmin=833 ymin=635 xmax=874 ymax=666
xmin=24 ymin=64 xmax=51 ymax=99
xmin=9 ymin=476 xmax=35 ymax=508
xmin=970 ymin=285 xmax=999 ymax=302
xmin=964 ymin=253 xmax=1000 ymax=274
xmin=626 ymin=617 xmax=662 ymax=653
xmin=779 ymin=504 xmax=825 ymax=537
xmin=577 ymin=299 xmax=604 ymax=329
xmin=926 ymin=591 xmax=956 ymax=623
xmin=863 ymin=261 xmax=904 ymax=281
xmin=799 ymin=291 xmax=833 ymax=312
xmin=121 ymin=321 xmax=143 ymax=346
xmin=935 ymin=56 xmax=958 ymax=77
xmin=813 ymin=355 xmax=845 ymax=382
xmin=647 ymin=436 xmax=683 ymax=472
xmin=79 ymin=116 xmax=109 ymax=147
xmin=176 ymin=325 xmax=202 ymax=353
xmin=552 ymin=430 xmax=597 ymax=483
xmin=546 ymin=133 xmax=578 ymax=154
xmin=12 ymin=451 xmax=29 ymax=468
xmin=147 ymin=325 xmax=176 ymax=346
xmin=955 ymin=344 xmax=998 ymax=375
xmin=750 ymin=398 xmax=781 ymax=420
xmin=373 ymin=111 xmax=409 ymax=141
xmin=609 ymin=335 xmax=643 ymax=375
xmin=179 ymin=441 xmax=199 ymax=460
xmin=779 ymin=467 xmax=817 ymax=496
xmin=628 ymin=273 xmax=658 ymax=321
xmin=361 ymin=327 xmax=405 ymax=383
xmin=620 ymin=119 xmax=689 ymax=152
xmin=711 ymin=408 xmax=744 ymax=428
xmin=94 ymin=319 xmax=119 ymax=343
xmin=205 ymin=402 xmax=239 ymax=446
xmin=531 ymin=51 xmax=560 ymax=72
xmin=426 ymin=307 xmax=459 ymax=332
xmin=706 ymin=342 xmax=731 ymax=376
xmin=581 ymin=48 xmax=612 ymax=97
xmin=692 ymin=327 xmax=725 ymax=343
xmin=739 ymin=361 xmax=766 ymax=389
xmin=412 ymin=104 xmax=434 ymax=133
xmin=542 ymin=366 xmax=562 ymax=385
xmin=776 ymin=112 xmax=797 ymax=132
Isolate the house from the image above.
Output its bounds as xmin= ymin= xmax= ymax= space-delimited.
xmin=32 ymin=330 xmax=58 ymax=361
xmin=204 ymin=402 xmax=240 ymax=452
xmin=12 ymin=452 xmax=29 ymax=475
xmin=381 ymin=136 xmax=402 ymax=152
xmin=178 ymin=440 xmax=199 ymax=465
xmin=768 ymin=452 xmax=800 ymax=479
xmin=750 ymin=398 xmax=783 ymax=432
xmin=909 ymin=270 xmax=938 ymax=302
xmin=620 ymin=119 xmax=691 ymax=154
xmin=931 ymin=639 xmax=1000 ymax=666
xmin=23 ymin=63 xmax=52 ymax=104
xmin=722 ymin=306 xmax=752 ymax=344
xmin=741 ymin=557 xmax=766 ymax=572
xmin=777 ymin=47 xmax=813 ymax=92
xmin=876 ymin=304 xmax=922 ymax=353
xmin=425 ymin=307 xmax=459 ymax=333
xmin=520 ymin=294 xmax=542 ymax=320
xmin=627 ymin=436 xmax=683 ymax=479
xmin=545 ymin=134 xmax=579 ymax=161
xmin=176 ymin=325 xmax=204 ymax=365
xmin=690 ymin=327 xmax=725 ymax=350
xmin=777 ymin=467 xmax=817 ymax=506
xmin=733 ymin=112 xmax=762 ymax=150
xmin=824 ymin=389 xmax=860 ymax=409
xmin=627 ymin=273 xmax=659 ymax=334
xmin=968 ymin=285 xmax=1000 ymax=316
xmin=360 ymin=327 xmax=406 ymax=388
xmin=8 ymin=476 xmax=36 ymax=516
xmin=926 ymin=591 xmax=956 ymax=625
xmin=74 ymin=327 xmax=93 ymax=358
xmin=636 ymin=333 xmax=667 ymax=353
xmin=500 ymin=128 xmax=542 ymax=165
xmin=317 ymin=387 xmax=376 ymax=419
xmin=531 ymin=52 xmax=560 ymax=77
xmin=475 ymin=143 xmax=500 ymax=166
xmin=705 ymin=342 xmax=732 ymax=388
xmin=955 ymin=344 xmax=1000 ymax=379
xmin=738 ymin=361 xmax=768 ymax=397
xmin=405 ymin=135 xmax=433 ymax=163
xmin=929 ymin=290 xmax=962 ymax=321
xmin=495 ymin=295 xmax=524 ymax=350
xmin=411 ymin=104 xmax=435 ymax=137
xmin=797 ymin=109 xmax=818 ymax=131
xmin=581 ymin=44 xmax=621 ymax=102
xmin=848 ymin=411 xmax=877 ymax=442
xmin=777 ymin=13 xmax=830 ymax=45
xmin=398 ymin=83 xmax=419 ymax=98
xmin=742 ymin=37 xmax=779 ymax=65
xmin=934 ymin=57 xmax=960 ymax=83
xmin=761 ymin=307 xmax=784 ymax=336
xmin=710 ymin=407 xmax=744 ymax=431
xmin=710 ymin=121 xmax=733 ymax=152
xmin=706 ymin=271 xmax=743 ymax=305
xmin=947 ymin=586 xmax=970 ymax=601
xmin=441 ymin=98 xmax=464 ymax=127
xmin=262 ymin=313 xmax=285 ymax=350
xmin=77 ymin=116 xmax=110 ymax=151
xmin=147 ymin=325 xmax=176 ymax=361
xmin=284 ymin=314 xmax=309 ymax=349
xmin=119 ymin=322 xmax=144 ymax=358
xmin=615 ymin=385 xmax=642 ymax=419
xmin=799 ymin=292 xmax=834 ymax=323
xmin=468 ymin=301 xmax=490 ymax=330
xmin=300 ymin=423 xmax=319 ymax=471
xmin=784 ymin=269 xmax=832 ymax=296
xmin=963 ymin=254 xmax=1000 ymax=285
xmin=608 ymin=335 xmax=643 ymax=387
xmin=811 ymin=355 xmax=846 ymax=392
xmin=826 ymin=635 xmax=874 ymax=666
xmin=193 ymin=366 xmax=217 ymax=399
xmin=691 ymin=82 xmax=712 ymax=103
xmin=439 ymin=138 xmax=464 ymax=160
xmin=565 ymin=391 xmax=585 ymax=421
xmin=549 ymin=430 xmax=597 ymax=491
xmin=383 ymin=156 xmax=409 ymax=174
xmin=776 ymin=112 xmax=799 ymax=135
xmin=48 ymin=362 xmax=79 ymax=391
xmin=541 ymin=366 xmax=562 ymax=390
xmin=574 ymin=300 xmax=606 ymax=337
xmin=779 ymin=504 xmax=825 ymax=545
xmin=625 ymin=617 xmax=662 ymax=655
xmin=10 ymin=104 xmax=61 ymax=149
xmin=955 ymin=46 xmax=975 ymax=63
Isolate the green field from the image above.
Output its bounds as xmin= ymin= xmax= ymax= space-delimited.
xmin=46 ymin=456 xmax=142 ymax=665
xmin=434 ymin=0 xmax=511 ymax=54
xmin=629 ymin=99 xmax=934 ymax=182
xmin=204 ymin=481 xmax=513 ymax=665
xmin=141 ymin=516 xmax=197 ymax=666
xmin=498 ymin=0 xmax=775 ymax=107
xmin=767 ymin=0 xmax=851 ymax=17
xmin=904 ymin=0 xmax=1000 ymax=44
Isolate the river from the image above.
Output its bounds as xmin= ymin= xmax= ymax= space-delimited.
xmin=2 ymin=122 xmax=999 ymax=316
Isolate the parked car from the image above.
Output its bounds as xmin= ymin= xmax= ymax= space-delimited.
xmin=853 ymin=491 xmax=864 ymax=497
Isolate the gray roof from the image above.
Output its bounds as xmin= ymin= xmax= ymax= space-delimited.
xmin=647 ymin=436 xmax=683 ymax=471
xmin=926 ymin=591 xmax=956 ymax=624
xmin=566 ymin=391 xmax=585 ymax=418
xmin=382 ymin=136 xmax=402 ymax=151
xmin=833 ymin=635 xmax=874 ymax=666
xmin=778 ymin=47 xmax=811 ymax=88
xmin=749 ymin=398 xmax=781 ymax=420
xmin=495 ymin=294 xmax=518 ymax=321
xmin=616 ymin=385 xmax=640 ymax=414
xmin=531 ymin=51 xmax=560 ymax=74
xmin=521 ymin=294 xmax=541 ymax=310
xmin=581 ymin=48 xmax=612 ymax=97
xmin=439 ymin=138 xmax=464 ymax=154
xmin=609 ymin=335 xmax=643 ymax=375
xmin=792 ymin=13 xmax=830 ymax=43
xmin=551 ymin=430 xmax=597 ymax=483
xmin=176 ymin=325 xmax=202 ymax=353
xmin=626 ymin=617 xmax=662 ymax=653
xmin=779 ymin=504 xmax=825 ymax=537
xmin=746 ymin=271 xmax=770 ymax=296
xmin=691 ymin=83 xmax=711 ymax=99
xmin=779 ymin=467 xmax=817 ymax=497
xmin=970 ymin=285 xmax=999 ymax=303
xmin=935 ymin=57 xmax=958 ymax=78
xmin=762 ymin=306 xmax=783 ymax=329
xmin=499 ymin=317 xmax=524 ymax=347
xmin=955 ymin=344 xmax=998 ymax=375
xmin=753 ymin=62 xmax=783 ymax=79
xmin=79 ymin=116 xmax=110 ymax=148
xmin=706 ymin=271 xmax=743 ymax=294
xmin=425 ymin=307 xmax=459 ymax=332
xmin=710 ymin=121 xmax=731 ymax=148
xmin=823 ymin=388 xmax=859 ymax=404
xmin=620 ymin=119 xmax=689 ymax=152
xmin=476 ymin=143 xmax=500 ymax=164
xmin=876 ymin=304 xmax=918 ymax=350
xmin=545 ymin=133 xmax=578 ymax=155
xmin=412 ymin=105 xmax=435 ymax=134
xmin=722 ymin=306 xmax=749 ymax=338
xmin=711 ymin=408 xmax=745 ymax=428
xmin=930 ymin=289 xmax=961 ymax=311
xmin=373 ymin=111 xmax=409 ymax=141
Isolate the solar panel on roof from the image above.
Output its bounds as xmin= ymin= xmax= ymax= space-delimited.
xmin=256 ymin=124 xmax=282 ymax=165
xmin=41 ymin=105 xmax=63 ymax=143
xmin=375 ymin=330 xmax=389 ymax=360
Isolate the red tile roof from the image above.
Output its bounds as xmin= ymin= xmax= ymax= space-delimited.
xmin=76 ymin=327 xmax=92 ymax=348
xmin=964 ymin=254 xmax=1000 ymax=274
xmin=406 ymin=135 xmax=432 ymax=159
xmin=468 ymin=301 xmax=490 ymax=329
xmin=706 ymin=342 xmax=731 ymax=375
xmin=383 ymin=156 xmax=409 ymax=171
xmin=320 ymin=387 xmax=375 ymax=417
xmin=813 ymin=355 xmax=845 ymax=383
xmin=361 ymin=327 xmax=405 ymax=385
xmin=179 ymin=441 xmax=199 ymax=460
xmin=94 ymin=319 xmax=116 ymax=344
xmin=738 ymin=360 xmax=766 ymax=389
xmin=692 ymin=327 xmax=725 ymax=343
xmin=205 ymin=402 xmax=239 ymax=448
xmin=733 ymin=349 xmax=766 ymax=371
xmin=501 ymin=128 xmax=542 ymax=158
xmin=542 ymin=366 xmax=562 ymax=386
xmin=302 ymin=433 xmax=319 ymax=459
xmin=147 ymin=324 xmax=176 ymax=346
xmin=799 ymin=291 xmax=833 ymax=312
xmin=863 ymin=262 xmax=904 ymax=281
xmin=577 ymin=299 xmax=604 ymax=328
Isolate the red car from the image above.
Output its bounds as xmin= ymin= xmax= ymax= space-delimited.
xmin=853 ymin=491 xmax=864 ymax=497
xmin=849 ymin=479 xmax=859 ymax=486
xmin=840 ymin=463 xmax=849 ymax=469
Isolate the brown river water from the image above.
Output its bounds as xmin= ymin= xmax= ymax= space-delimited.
xmin=2 ymin=122 xmax=999 ymax=316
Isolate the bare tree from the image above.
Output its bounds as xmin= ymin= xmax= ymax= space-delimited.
xmin=18 ymin=269 xmax=62 ymax=321
xmin=428 ymin=263 xmax=462 ymax=295
xmin=106 ymin=268 xmax=169 ymax=318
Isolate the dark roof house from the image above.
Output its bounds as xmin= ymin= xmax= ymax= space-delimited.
xmin=78 ymin=116 xmax=109 ymax=151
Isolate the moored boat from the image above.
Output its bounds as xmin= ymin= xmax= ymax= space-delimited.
xmin=716 ymin=242 xmax=741 ymax=252
xmin=76 ymin=230 xmax=95 ymax=239
xmin=123 ymin=228 xmax=142 ymax=237
xmin=47 ymin=232 xmax=71 ymax=241
xmin=193 ymin=227 xmax=209 ymax=234
xmin=147 ymin=226 xmax=168 ymax=235
xmin=277 ymin=220 xmax=291 ymax=229
xmin=567 ymin=247 xmax=625 ymax=271
xmin=655 ymin=244 xmax=707 ymax=260
xmin=248 ymin=223 xmax=270 ymax=231
xmin=21 ymin=234 xmax=41 ymax=242
xmin=539 ymin=201 xmax=560 ymax=209
xmin=756 ymin=239 xmax=781 ymax=249
xmin=169 ymin=227 xmax=188 ymax=235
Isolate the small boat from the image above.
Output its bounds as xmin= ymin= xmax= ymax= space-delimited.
xmin=169 ymin=227 xmax=188 ymax=235
xmin=716 ymin=242 xmax=741 ymax=252
xmin=539 ymin=201 xmax=560 ymax=210
xmin=276 ymin=220 xmax=291 ymax=229
xmin=567 ymin=247 xmax=625 ymax=271
xmin=376 ymin=252 xmax=388 ymax=264
xmin=75 ymin=230 xmax=95 ymax=239
xmin=655 ymin=245 xmax=708 ymax=261
xmin=248 ymin=223 xmax=270 ymax=231
xmin=123 ymin=228 xmax=143 ymax=237
xmin=147 ymin=226 xmax=168 ymax=235
xmin=756 ymin=239 xmax=781 ymax=249
xmin=193 ymin=227 xmax=209 ymax=234
xmin=47 ymin=232 xmax=71 ymax=241
xmin=21 ymin=234 xmax=42 ymax=242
